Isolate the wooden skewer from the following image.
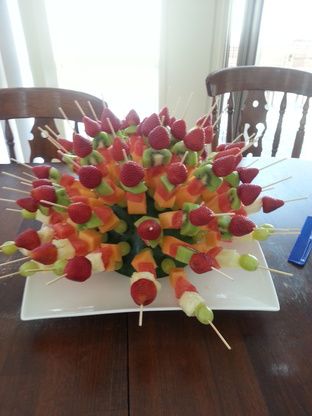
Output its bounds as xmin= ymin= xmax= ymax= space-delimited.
xmin=284 ymin=196 xmax=309 ymax=203
xmin=258 ymin=265 xmax=293 ymax=276
xmin=122 ymin=149 xmax=129 ymax=162
xmin=262 ymin=176 xmax=292 ymax=189
xmin=2 ymin=186 xmax=29 ymax=195
xmin=46 ymin=274 xmax=66 ymax=285
xmin=10 ymin=158 xmax=32 ymax=170
xmin=200 ymin=101 xmax=218 ymax=128
xmin=180 ymin=151 xmax=189 ymax=165
xmin=181 ymin=92 xmax=194 ymax=119
xmin=261 ymin=187 xmax=274 ymax=192
xmin=106 ymin=117 xmax=116 ymax=137
xmin=232 ymin=133 xmax=244 ymax=143
xmin=0 ymin=256 xmax=28 ymax=266
xmin=22 ymin=171 xmax=36 ymax=179
xmin=259 ymin=157 xmax=287 ymax=171
xmin=172 ymin=96 xmax=181 ymax=117
xmin=26 ymin=268 xmax=53 ymax=272
xmin=211 ymin=267 xmax=234 ymax=281
xmin=6 ymin=208 xmax=23 ymax=213
xmin=0 ymin=271 xmax=22 ymax=280
xmin=138 ymin=304 xmax=144 ymax=327
xmin=40 ymin=200 xmax=67 ymax=209
xmin=1 ymin=171 xmax=32 ymax=183
xmin=213 ymin=212 xmax=235 ymax=217
xmin=237 ymin=134 xmax=257 ymax=155
xmin=244 ymin=158 xmax=259 ymax=168
xmin=44 ymin=125 xmax=59 ymax=138
xmin=58 ymin=107 xmax=76 ymax=133
xmin=0 ymin=198 xmax=15 ymax=203
xmin=273 ymin=228 xmax=300 ymax=231
xmin=87 ymin=100 xmax=100 ymax=121
xmin=209 ymin=322 xmax=231 ymax=350
xmin=38 ymin=127 xmax=69 ymax=155
xmin=20 ymin=181 xmax=32 ymax=187
xmin=74 ymin=100 xmax=86 ymax=117
xmin=272 ymin=232 xmax=300 ymax=235
xmin=160 ymin=115 xmax=165 ymax=126
xmin=57 ymin=151 xmax=81 ymax=170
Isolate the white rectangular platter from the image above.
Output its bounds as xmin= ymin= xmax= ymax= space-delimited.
xmin=21 ymin=240 xmax=279 ymax=320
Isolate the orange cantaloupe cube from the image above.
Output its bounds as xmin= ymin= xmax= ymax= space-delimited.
xmin=78 ymin=229 xmax=102 ymax=251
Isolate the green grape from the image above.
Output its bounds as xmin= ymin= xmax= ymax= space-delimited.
xmin=252 ymin=228 xmax=270 ymax=241
xmin=0 ymin=241 xmax=17 ymax=255
xmin=19 ymin=261 xmax=39 ymax=277
xmin=53 ymin=259 xmax=67 ymax=276
xmin=192 ymin=230 xmax=207 ymax=243
xmin=115 ymin=260 xmax=123 ymax=270
xmin=161 ymin=258 xmax=176 ymax=274
xmin=118 ymin=242 xmax=131 ymax=256
xmin=195 ymin=304 xmax=214 ymax=324
xmin=239 ymin=254 xmax=259 ymax=271
xmin=21 ymin=209 xmax=36 ymax=220
xmin=114 ymin=220 xmax=128 ymax=234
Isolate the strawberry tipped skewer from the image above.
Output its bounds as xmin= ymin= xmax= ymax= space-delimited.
xmin=10 ymin=158 xmax=32 ymax=170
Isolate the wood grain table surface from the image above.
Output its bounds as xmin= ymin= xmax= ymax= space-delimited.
xmin=0 ymin=159 xmax=311 ymax=416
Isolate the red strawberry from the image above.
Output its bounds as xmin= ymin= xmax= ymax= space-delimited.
xmin=58 ymin=138 xmax=73 ymax=152
xmin=216 ymin=144 xmax=227 ymax=151
xmin=31 ymin=185 xmax=56 ymax=206
xmin=141 ymin=113 xmax=161 ymax=136
xmin=100 ymin=108 xmax=121 ymax=133
xmin=83 ymin=116 xmax=101 ymax=137
xmin=125 ymin=109 xmax=140 ymax=126
xmin=31 ymin=243 xmax=57 ymax=264
xmin=203 ymin=126 xmax=214 ymax=144
xmin=68 ymin=202 xmax=92 ymax=224
xmin=212 ymin=155 xmax=237 ymax=177
xmin=120 ymin=161 xmax=144 ymax=187
xmin=110 ymin=137 xmax=130 ymax=161
xmin=229 ymin=215 xmax=255 ymax=236
xmin=148 ymin=126 xmax=170 ymax=150
xmin=196 ymin=114 xmax=212 ymax=128
xmin=166 ymin=162 xmax=187 ymax=185
xmin=171 ymin=119 xmax=186 ymax=140
xmin=225 ymin=142 xmax=245 ymax=150
xmin=237 ymin=167 xmax=259 ymax=183
xmin=32 ymin=165 xmax=51 ymax=179
xmin=15 ymin=229 xmax=41 ymax=250
xmin=183 ymin=128 xmax=204 ymax=151
xmin=32 ymin=179 xmax=53 ymax=188
xmin=214 ymin=147 xmax=241 ymax=160
xmin=65 ymin=256 xmax=92 ymax=282
xmin=189 ymin=252 xmax=214 ymax=274
xmin=237 ymin=184 xmax=262 ymax=206
xmin=189 ymin=205 xmax=214 ymax=226
xmin=78 ymin=166 xmax=103 ymax=189
xmin=167 ymin=116 xmax=176 ymax=128
xmin=73 ymin=134 xmax=92 ymax=157
xmin=131 ymin=278 xmax=157 ymax=306
xmin=16 ymin=197 xmax=39 ymax=212
xmin=137 ymin=219 xmax=161 ymax=240
xmin=262 ymin=196 xmax=284 ymax=213
xmin=159 ymin=106 xmax=170 ymax=125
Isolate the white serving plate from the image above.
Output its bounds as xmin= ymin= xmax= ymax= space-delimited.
xmin=21 ymin=240 xmax=279 ymax=320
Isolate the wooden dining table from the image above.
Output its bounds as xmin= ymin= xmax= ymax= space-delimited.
xmin=0 ymin=158 xmax=311 ymax=416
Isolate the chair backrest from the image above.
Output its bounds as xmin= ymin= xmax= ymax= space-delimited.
xmin=205 ymin=66 xmax=312 ymax=157
xmin=0 ymin=87 xmax=104 ymax=162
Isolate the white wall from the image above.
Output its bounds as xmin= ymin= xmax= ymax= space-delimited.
xmin=159 ymin=0 xmax=231 ymax=128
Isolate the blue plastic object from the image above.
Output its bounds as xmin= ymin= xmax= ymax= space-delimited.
xmin=288 ymin=216 xmax=312 ymax=266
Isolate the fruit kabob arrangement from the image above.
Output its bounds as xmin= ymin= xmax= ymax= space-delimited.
xmin=0 ymin=102 xmax=305 ymax=349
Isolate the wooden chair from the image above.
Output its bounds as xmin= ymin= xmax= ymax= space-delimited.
xmin=205 ymin=66 xmax=312 ymax=157
xmin=0 ymin=87 xmax=104 ymax=162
